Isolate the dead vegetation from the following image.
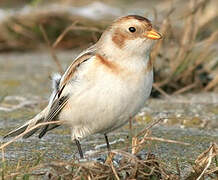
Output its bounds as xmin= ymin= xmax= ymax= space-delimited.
xmin=0 ymin=119 xmax=217 ymax=179
xmin=0 ymin=11 xmax=105 ymax=51
xmin=150 ymin=0 xmax=218 ymax=95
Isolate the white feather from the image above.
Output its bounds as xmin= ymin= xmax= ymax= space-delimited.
xmin=48 ymin=73 xmax=62 ymax=106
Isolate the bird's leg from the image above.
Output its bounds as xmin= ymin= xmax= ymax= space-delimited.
xmin=104 ymin=134 xmax=111 ymax=151
xmin=75 ymin=139 xmax=84 ymax=158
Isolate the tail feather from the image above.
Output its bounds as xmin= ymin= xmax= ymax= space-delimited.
xmin=4 ymin=74 xmax=63 ymax=139
xmin=3 ymin=124 xmax=29 ymax=138
xmin=22 ymin=117 xmax=44 ymax=138
xmin=38 ymin=124 xmax=60 ymax=139
xmin=4 ymin=108 xmax=47 ymax=139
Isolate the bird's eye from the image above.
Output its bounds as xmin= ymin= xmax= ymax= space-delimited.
xmin=129 ymin=27 xmax=136 ymax=33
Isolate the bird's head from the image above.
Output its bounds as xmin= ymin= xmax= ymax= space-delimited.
xmin=98 ymin=15 xmax=162 ymax=58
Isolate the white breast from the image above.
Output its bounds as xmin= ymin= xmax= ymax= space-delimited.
xmin=59 ymin=55 xmax=153 ymax=140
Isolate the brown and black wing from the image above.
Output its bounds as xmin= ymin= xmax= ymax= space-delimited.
xmin=38 ymin=47 xmax=96 ymax=138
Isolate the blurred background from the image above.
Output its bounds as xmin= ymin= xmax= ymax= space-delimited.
xmin=0 ymin=0 xmax=218 ymax=179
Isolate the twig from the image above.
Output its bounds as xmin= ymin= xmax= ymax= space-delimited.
xmin=205 ymin=167 xmax=218 ymax=175
xmin=205 ymin=73 xmax=218 ymax=91
xmin=181 ymin=30 xmax=218 ymax=81
xmin=0 ymin=120 xmax=64 ymax=150
xmin=132 ymin=130 xmax=151 ymax=155
xmin=52 ymin=21 xmax=78 ymax=48
xmin=173 ymin=82 xmax=197 ymax=95
xmin=196 ymin=144 xmax=213 ymax=180
xmin=52 ymin=23 xmax=102 ymax=48
xmin=110 ymin=162 xmax=120 ymax=180
xmin=73 ymin=166 xmax=82 ymax=178
xmin=133 ymin=122 xmax=190 ymax=155
xmin=181 ymin=0 xmax=209 ymax=18
xmin=171 ymin=0 xmax=198 ymax=76
xmin=152 ymin=84 xmax=170 ymax=98
xmin=142 ymin=137 xmax=190 ymax=146
xmin=65 ymin=25 xmax=102 ymax=33
xmin=136 ymin=118 xmax=164 ymax=137
xmin=39 ymin=24 xmax=63 ymax=74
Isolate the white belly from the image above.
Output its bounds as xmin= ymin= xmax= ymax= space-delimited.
xmin=59 ymin=59 xmax=153 ymax=140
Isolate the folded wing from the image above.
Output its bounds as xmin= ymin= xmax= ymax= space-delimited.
xmin=4 ymin=45 xmax=96 ymax=139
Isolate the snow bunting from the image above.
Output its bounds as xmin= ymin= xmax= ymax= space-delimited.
xmin=4 ymin=15 xmax=162 ymax=158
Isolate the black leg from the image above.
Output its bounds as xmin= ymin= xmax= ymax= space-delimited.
xmin=104 ymin=134 xmax=111 ymax=151
xmin=75 ymin=139 xmax=84 ymax=158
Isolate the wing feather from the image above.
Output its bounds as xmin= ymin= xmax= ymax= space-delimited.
xmin=60 ymin=45 xmax=96 ymax=88
xmin=38 ymin=95 xmax=69 ymax=138
xmin=38 ymin=45 xmax=96 ymax=138
xmin=4 ymin=45 xmax=96 ymax=139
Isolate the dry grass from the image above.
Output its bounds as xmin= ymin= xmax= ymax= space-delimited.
xmin=151 ymin=0 xmax=218 ymax=94
xmin=0 ymin=12 xmax=105 ymax=51
xmin=1 ymin=120 xmax=217 ymax=179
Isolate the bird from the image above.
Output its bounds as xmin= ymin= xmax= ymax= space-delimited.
xmin=4 ymin=15 xmax=162 ymax=158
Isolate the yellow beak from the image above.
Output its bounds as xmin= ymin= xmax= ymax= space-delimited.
xmin=144 ymin=29 xmax=162 ymax=40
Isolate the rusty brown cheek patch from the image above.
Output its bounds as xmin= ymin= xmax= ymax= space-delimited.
xmin=112 ymin=32 xmax=126 ymax=48
xmin=112 ymin=28 xmax=142 ymax=49
xmin=112 ymin=31 xmax=138 ymax=48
